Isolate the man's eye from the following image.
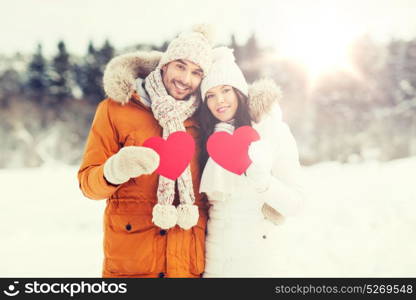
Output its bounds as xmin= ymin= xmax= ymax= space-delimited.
xmin=206 ymin=94 xmax=214 ymax=99
xmin=177 ymin=64 xmax=185 ymax=70
xmin=193 ymin=71 xmax=202 ymax=77
xmin=223 ymin=88 xmax=231 ymax=93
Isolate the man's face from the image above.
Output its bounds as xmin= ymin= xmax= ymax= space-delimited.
xmin=161 ymin=59 xmax=203 ymax=100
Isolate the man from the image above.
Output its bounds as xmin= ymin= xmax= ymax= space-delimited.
xmin=77 ymin=25 xmax=213 ymax=278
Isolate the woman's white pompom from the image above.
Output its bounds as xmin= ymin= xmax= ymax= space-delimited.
xmin=152 ymin=204 xmax=178 ymax=229
xmin=212 ymin=47 xmax=235 ymax=63
xmin=176 ymin=204 xmax=199 ymax=230
xmin=192 ymin=23 xmax=215 ymax=45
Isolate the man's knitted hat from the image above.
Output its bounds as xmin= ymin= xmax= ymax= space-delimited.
xmin=201 ymin=47 xmax=248 ymax=100
xmin=158 ymin=24 xmax=214 ymax=74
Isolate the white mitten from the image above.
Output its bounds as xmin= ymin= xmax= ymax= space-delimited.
xmin=248 ymin=139 xmax=273 ymax=169
xmin=246 ymin=140 xmax=273 ymax=193
xmin=103 ymin=146 xmax=160 ymax=185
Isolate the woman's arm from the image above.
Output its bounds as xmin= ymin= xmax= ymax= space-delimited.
xmin=248 ymin=122 xmax=306 ymax=217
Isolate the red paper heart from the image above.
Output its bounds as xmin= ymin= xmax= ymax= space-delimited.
xmin=207 ymin=126 xmax=260 ymax=175
xmin=143 ymin=131 xmax=195 ymax=180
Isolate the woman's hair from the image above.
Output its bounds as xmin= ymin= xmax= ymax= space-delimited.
xmin=197 ymin=87 xmax=253 ymax=169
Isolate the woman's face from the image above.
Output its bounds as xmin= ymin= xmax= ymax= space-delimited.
xmin=205 ymin=85 xmax=239 ymax=122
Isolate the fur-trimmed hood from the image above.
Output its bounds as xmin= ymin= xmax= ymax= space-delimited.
xmin=248 ymin=78 xmax=282 ymax=123
xmin=103 ymin=51 xmax=163 ymax=105
xmin=102 ymin=51 xmax=282 ymax=121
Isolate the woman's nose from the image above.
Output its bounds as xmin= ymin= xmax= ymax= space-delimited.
xmin=217 ymin=95 xmax=225 ymax=104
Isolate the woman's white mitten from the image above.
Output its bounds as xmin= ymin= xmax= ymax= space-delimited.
xmin=246 ymin=140 xmax=273 ymax=193
xmin=103 ymin=146 xmax=160 ymax=185
xmin=246 ymin=162 xmax=271 ymax=193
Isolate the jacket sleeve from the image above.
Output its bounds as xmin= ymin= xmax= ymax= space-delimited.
xmin=260 ymin=122 xmax=306 ymax=217
xmin=77 ymin=99 xmax=122 ymax=200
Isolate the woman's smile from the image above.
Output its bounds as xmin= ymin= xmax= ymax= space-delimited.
xmin=206 ymin=85 xmax=239 ymax=122
xmin=216 ymin=105 xmax=231 ymax=113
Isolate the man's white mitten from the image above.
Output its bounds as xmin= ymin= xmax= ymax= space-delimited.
xmin=103 ymin=146 xmax=160 ymax=185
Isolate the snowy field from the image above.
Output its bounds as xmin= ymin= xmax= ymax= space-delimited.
xmin=0 ymin=157 xmax=415 ymax=277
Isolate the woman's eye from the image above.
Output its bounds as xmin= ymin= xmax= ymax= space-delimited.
xmin=223 ymin=88 xmax=231 ymax=93
xmin=206 ymin=94 xmax=214 ymax=99
xmin=177 ymin=64 xmax=184 ymax=70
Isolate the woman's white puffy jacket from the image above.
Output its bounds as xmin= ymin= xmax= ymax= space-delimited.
xmin=200 ymin=79 xmax=305 ymax=277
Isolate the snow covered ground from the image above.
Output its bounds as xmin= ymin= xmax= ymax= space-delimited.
xmin=0 ymin=157 xmax=415 ymax=277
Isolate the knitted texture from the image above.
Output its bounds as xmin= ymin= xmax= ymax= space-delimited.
xmin=201 ymin=47 xmax=248 ymax=100
xmin=158 ymin=24 xmax=214 ymax=74
xmin=103 ymin=146 xmax=160 ymax=185
xmin=176 ymin=204 xmax=199 ymax=230
xmin=152 ymin=203 xmax=178 ymax=229
xmin=145 ymin=68 xmax=199 ymax=230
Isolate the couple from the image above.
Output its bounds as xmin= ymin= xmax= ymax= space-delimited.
xmin=77 ymin=25 xmax=304 ymax=278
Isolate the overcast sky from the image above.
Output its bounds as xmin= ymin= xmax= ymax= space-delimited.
xmin=1 ymin=0 xmax=415 ymax=56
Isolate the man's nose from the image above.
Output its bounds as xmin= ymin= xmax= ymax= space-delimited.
xmin=179 ymin=71 xmax=191 ymax=85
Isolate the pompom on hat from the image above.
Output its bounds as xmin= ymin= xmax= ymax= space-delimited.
xmin=201 ymin=47 xmax=248 ymax=100
xmin=158 ymin=24 xmax=215 ymax=75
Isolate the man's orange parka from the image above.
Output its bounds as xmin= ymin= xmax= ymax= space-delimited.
xmin=77 ymin=51 xmax=208 ymax=278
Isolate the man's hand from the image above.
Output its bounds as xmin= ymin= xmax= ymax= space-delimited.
xmin=104 ymin=146 xmax=160 ymax=185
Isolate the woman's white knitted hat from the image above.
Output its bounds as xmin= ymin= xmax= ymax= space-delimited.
xmin=158 ymin=24 xmax=214 ymax=74
xmin=201 ymin=47 xmax=248 ymax=100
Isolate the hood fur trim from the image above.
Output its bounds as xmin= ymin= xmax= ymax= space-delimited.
xmin=248 ymin=78 xmax=282 ymax=123
xmin=103 ymin=51 xmax=162 ymax=105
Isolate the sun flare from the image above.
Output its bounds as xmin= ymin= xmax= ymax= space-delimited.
xmin=276 ymin=14 xmax=362 ymax=82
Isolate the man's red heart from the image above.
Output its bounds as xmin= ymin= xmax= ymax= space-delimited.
xmin=143 ymin=131 xmax=195 ymax=180
xmin=207 ymin=126 xmax=260 ymax=175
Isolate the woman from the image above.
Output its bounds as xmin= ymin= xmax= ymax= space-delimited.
xmin=198 ymin=47 xmax=305 ymax=277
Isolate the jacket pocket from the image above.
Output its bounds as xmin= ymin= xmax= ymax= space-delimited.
xmin=124 ymin=130 xmax=159 ymax=147
xmin=104 ymin=213 xmax=157 ymax=275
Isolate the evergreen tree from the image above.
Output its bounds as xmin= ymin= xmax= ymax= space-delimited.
xmin=0 ymin=69 xmax=22 ymax=108
xmin=240 ymin=33 xmax=261 ymax=82
xmin=403 ymin=38 xmax=416 ymax=96
xmin=244 ymin=33 xmax=260 ymax=60
xmin=50 ymin=40 xmax=72 ymax=104
xmin=350 ymin=35 xmax=381 ymax=78
xmin=380 ymin=40 xmax=404 ymax=106
xmin=74 ymin=40 xmax=116 ymax=104
xmin=152 ymin=40 xmax=169 ymax=52
xmin=97 ymin=39 xmax=115 ymax=69
xmin=230 ymin=34 xmax=242 ymax=63
xmin=395 ymin=39 xmax=416 ymax=156
xmin=74 ymin=41 xmax=104 ymax=103
xmin=27 ymin=43 xmax=49 ymax=103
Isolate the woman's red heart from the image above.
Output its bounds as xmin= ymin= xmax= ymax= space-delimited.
xmin=207 ymin=126 xmax=260 ymax=175
xmin=143 ymin=131 xmax=195 ymax=180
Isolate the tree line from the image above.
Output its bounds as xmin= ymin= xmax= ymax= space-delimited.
xmin=0 ymin=34 xmax=415 ymax=167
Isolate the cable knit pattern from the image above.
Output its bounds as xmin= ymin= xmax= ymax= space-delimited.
xmin=157 ymin=24 xmax=214 ymax=74
xmin=103 ymin=146 xmax=160 ymax=185
xmin=201 ymin=47 xmax=248 ymax=99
